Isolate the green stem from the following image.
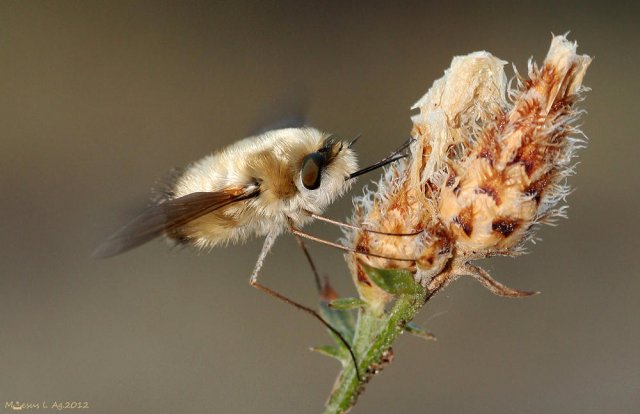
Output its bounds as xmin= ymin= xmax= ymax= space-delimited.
xmin=323 ymin=288 xmax=429 ymax=414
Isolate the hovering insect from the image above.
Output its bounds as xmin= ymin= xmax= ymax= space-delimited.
xmin=93 ymin=126 xmax=409 ymax=262
xmin=94 ymin=126 xmax=410 ymax=379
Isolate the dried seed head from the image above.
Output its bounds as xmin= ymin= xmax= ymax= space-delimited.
xmin=347 ymin=35 xmax=591 ymax=297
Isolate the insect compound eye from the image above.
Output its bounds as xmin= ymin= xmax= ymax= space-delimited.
xmin=301 ymin=152 xmax=325 ymax=190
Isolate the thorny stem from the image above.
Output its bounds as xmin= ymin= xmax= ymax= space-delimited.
xmin=323 ymin=287 xmax=433 ymax=414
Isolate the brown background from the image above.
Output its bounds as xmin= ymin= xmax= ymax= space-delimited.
xmin=1 ymin=1 xmax=638 ymax=413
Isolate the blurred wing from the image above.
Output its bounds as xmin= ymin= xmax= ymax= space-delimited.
xmin=250 ymin=90 xmax=309 ymax=135
xmin=93 ymin=187 xmax=259 ymax=259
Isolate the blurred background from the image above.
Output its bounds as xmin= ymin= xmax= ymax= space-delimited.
xmin=1 ymin=1 xmax=638 ymax=413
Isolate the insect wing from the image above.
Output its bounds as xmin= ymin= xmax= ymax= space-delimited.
xmin=93 ymin=187 xmax=259 ymax=258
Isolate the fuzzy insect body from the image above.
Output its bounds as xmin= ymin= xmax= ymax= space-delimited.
xmin=94 ymin=127 xmax=358 ymax=258
xmin=169 ymin=127 xmax=358 ymax=248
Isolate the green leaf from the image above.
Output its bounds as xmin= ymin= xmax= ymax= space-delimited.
xmin=319 ymin=302 xmax=356 ymax=346
xmin=311 ymin=345 xmax=348 ymax=361
xmin=405 ymin=322 xmax=437 ymax=341
xmin=361 ymin=263 xmax=422 ymax=295
xmin=329 ymin=297 xmax=367 ymax=310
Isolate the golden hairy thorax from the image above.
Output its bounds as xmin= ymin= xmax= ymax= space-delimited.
xmin=247 ymin=148 xmax=299 ymax=203
xmin=167 ymin=127 xmax=356 ymax=249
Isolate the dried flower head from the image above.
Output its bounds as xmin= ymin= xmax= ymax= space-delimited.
xmin=347 ymin=35 xmax=591 ymax=301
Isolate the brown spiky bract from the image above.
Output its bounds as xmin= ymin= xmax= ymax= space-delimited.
xmin=347 ymin=35 xmax=591 ymax=300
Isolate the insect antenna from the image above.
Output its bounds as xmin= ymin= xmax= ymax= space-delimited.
xmin=347 ymin=133 xmax=362 ymax=148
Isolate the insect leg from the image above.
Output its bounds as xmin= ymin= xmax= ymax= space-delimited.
xmin=306 ymin=211 xmax=422 ymax=237
xmin=249 ymin=232 xmax=362 ymax=380
xmin=294 ymin=235 xmax=323 ymax=293
xmin=288 ymin=227 xmax=416 ymax=262
xmin=249 ymin=231 xmax=279 ymax=284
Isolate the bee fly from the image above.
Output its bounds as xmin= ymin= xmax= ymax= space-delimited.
xmin=94 ymin=127 xmax=412 ymax=379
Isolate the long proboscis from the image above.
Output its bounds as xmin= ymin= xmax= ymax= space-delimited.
xmin=346 ymin=137 xmax=414 ymax=180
